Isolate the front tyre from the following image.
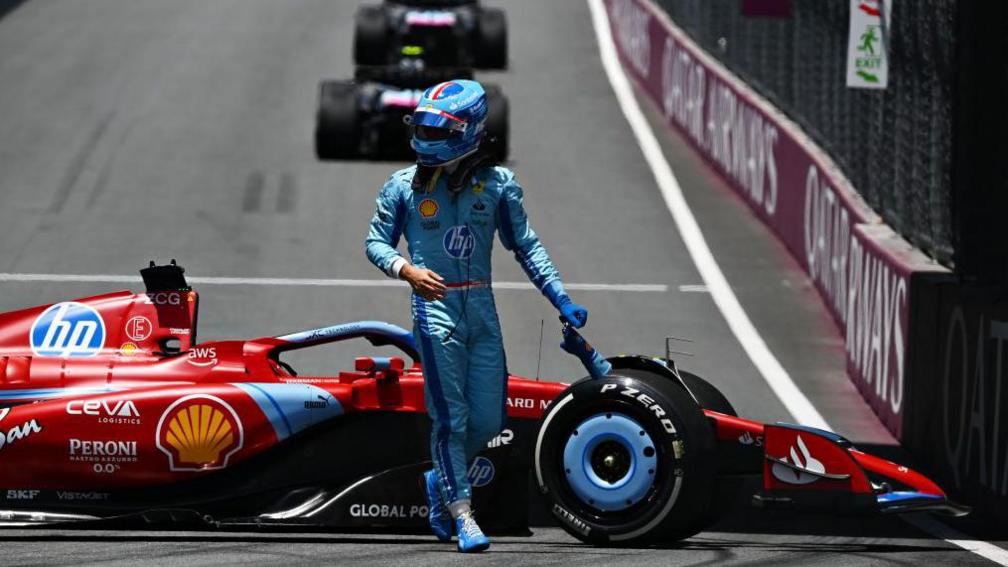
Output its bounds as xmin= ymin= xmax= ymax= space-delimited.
xmin=315 ymin=81 xmax=360 ymax=161
xmin=534 ymin=373 xmax=717 ymax=546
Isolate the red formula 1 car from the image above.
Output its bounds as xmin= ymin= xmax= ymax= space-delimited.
xmin=0 ymin=263 xmax=966 ymax=545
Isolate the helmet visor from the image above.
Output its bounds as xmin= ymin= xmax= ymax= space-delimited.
xmin=414 ymin=125 xmax=456 ymax=141
xmin=411 ymin=107 xmax=468 ymax=133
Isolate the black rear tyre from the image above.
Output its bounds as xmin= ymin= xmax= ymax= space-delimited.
xmin=475 ymin=8 xmax=507 ymax=69
xmin=354 ymin=6 xmax=388 ymax=66
xmin=535 ymin=372 xmax=717 ymax=546
xmin=677 ymin=370 xmax=736 ymax=416
xmin=315 ymin=82 xmax=359 ymax=161
xmin=483 ymin=85 xmax=509 ymax=162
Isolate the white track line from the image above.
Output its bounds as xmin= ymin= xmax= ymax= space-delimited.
xmin=903 ymin=515 xmax=1008 ymax=565
xmin=0 ymin=272 xmax=666 ymax=293
xmin=588 ymin=0 xmax=1008 ymax=563
xmin=587 ymin=0 xmax=828 ymax=431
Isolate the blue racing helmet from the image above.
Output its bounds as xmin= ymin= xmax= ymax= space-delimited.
xmin=409 ymin=79 xmax=487 ymax=166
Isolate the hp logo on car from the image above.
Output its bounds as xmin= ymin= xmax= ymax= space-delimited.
xmin=30 ymin=302 xmax=106 ymax=358
xmin=468 ymin=456 xmax=495 ymax=488
xmin=443 ymin=225 xmax=474 ymax=259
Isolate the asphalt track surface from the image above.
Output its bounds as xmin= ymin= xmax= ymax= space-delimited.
xmin=0 ymin=0 xmax=1000 ymax=565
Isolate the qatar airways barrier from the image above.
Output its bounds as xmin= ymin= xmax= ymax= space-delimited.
xmin=905 ymin=284 xmax=1008 ymax=519
xmin=602 ymin=0 xmax=948 ymax=438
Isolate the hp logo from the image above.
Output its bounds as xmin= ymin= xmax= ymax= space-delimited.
xmin=468 ymin=456 xmax=495 ymax=488
xmin=443 ymin=225 xmax=474 ymax=259
xmin=30 ymin=302 xmax=106 ymax=358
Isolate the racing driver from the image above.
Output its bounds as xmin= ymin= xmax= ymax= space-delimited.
xmin=365 ymin=79 xmax=588 ymax=552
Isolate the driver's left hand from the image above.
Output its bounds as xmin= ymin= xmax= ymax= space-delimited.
xmin=560 ymin=302 xmax=588 ymax=328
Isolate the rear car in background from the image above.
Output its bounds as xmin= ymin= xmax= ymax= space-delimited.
xmin=354 ymin=1 xmax=507 ymax=69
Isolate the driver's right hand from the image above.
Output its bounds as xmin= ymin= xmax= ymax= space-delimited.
xmin=401 ymin=265 xmax=447 ymax=301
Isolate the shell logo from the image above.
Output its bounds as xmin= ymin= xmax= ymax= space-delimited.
xmin=156 ymin=394 xmax=244 ymax=472
xmin=418 ymin=198 xmax=439 ymax=218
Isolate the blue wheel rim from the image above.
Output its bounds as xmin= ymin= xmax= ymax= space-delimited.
xmin=562 ymin=412 xmax=657 ymax=512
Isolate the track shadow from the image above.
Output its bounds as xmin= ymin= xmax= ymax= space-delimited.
xmin=654 ymin=538 xmax=954 ymax=555
xmin=0 ymin=0 xmax=27 ymax=20
xmin=0 ymin=533 xmax=436 ymax=546
xmin=690 ymin=472 xmax=993 ymax=542
xmin=0 ymin=530 xmax=956 ymax=558
xmin=707 ymin=504 xmax=932 ymax=539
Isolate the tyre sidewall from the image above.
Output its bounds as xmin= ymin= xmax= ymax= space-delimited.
xmin=535 ymin=374 xmax=716 ymax=545
xmin=354 ymin=6 xmax=388 ymax=66
xmin=475 ymin=8 xmax=507 ymax=68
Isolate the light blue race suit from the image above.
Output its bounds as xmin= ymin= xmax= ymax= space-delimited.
xmin=365 ymin=164 xmax=571 ymax=505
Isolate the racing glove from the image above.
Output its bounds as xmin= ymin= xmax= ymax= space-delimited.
xmin=561 ymin=303 xmax=589 ymax=328
xmin=545 ymin=280 xmax=588 ymax=328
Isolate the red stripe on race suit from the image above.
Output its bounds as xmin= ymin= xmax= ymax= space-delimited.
xmin=444 ymin=280 xmax=490 ymax=290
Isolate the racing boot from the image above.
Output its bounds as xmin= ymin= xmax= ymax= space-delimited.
xmin=455 ymin=511 xmax=490 ymax=553
xmin=422 ymin=469 xmax=453 ymax=542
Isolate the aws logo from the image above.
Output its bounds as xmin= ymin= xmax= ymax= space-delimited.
xmin=187 ymin=346 xmax=218 ymax=367
xmin=156 ymin=394 xmax=243 ymax=472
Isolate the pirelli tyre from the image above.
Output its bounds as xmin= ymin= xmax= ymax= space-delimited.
xmin=643 ymin=365 xmax=739 ymax=521
xmin=315 ymin=81 xmax=359 ymax=161
xmin=534 ymin=372 xmax=717 ymax=546
xmin=482 ymin=84 xmax=509 ymax=162
xmin=353 ymin=5 xmax=388 ymax=66
xmin=475 ymin=7 xmax=507 ymax=69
